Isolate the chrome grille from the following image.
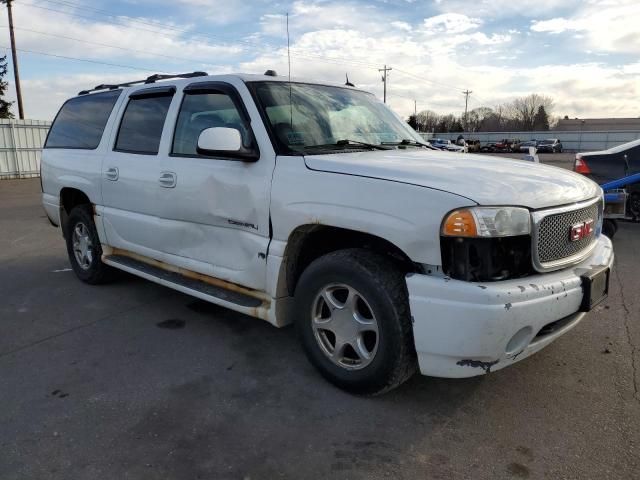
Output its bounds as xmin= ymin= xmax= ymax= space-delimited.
xmin=535 ymin=201 xmax=599 ymax=267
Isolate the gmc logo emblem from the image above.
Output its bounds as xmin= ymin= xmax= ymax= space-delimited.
xmin=570 ymin=219 xmax=594 ymax=242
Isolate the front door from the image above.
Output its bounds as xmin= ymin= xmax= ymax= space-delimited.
xmin=155 ymin=81 xmax=274 ymax=290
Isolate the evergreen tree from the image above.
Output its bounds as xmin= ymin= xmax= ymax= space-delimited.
xmin=0 ymin=55 xmax=14 ymax=119
xmin=533 ymin=105 xmax=549 ymax=131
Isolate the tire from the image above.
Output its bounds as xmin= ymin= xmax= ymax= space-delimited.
xmin=602 ymin=219 xmax=616 ymax=239
xmin=629 ymin=192 xmax=640 ymax=220
xmin=294 ymin=249 xmax=417 ymax=395
xmin=64 ymin=205 xmax=113 ymax=284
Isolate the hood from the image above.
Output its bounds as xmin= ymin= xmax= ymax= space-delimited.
xmin=304 ymin=149 xmax=600 ymax=209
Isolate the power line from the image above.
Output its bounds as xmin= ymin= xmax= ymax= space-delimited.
xmin=34 ymin=0 xmax=386 ymax=69
xmin=24 ymin=0 xmax=481 ymax=97
xmin=17 ymin=0 xmax=485 ymax=99
xmin=19 ymin=2 xmax=384 ymax=71
xmin=0 ymin=44 xmax=160 ymax=72
xmin=0 ymin=25 xmax=227 ymax=67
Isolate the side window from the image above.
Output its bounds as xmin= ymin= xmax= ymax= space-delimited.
xmin=172 ymin=91 xmax=248 ymax=157
xmin=45 ymin=90 xmax=121 ymax=149
xmin=115 ymin=92 xmax=173 ymax=154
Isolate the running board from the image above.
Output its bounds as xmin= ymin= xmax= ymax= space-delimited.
xmin=103 ymin=253 xmax=270 ymax=320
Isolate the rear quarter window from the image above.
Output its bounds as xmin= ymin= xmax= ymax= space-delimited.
xmin=45 ymin=90 xmax=121 ymax=149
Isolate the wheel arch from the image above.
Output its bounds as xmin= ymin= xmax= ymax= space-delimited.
xmin=279 ymin=224 xmax=421 ymax=298
xmin=59 ymin=187 xmax=93 ymax=237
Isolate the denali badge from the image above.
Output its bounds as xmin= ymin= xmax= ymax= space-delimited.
xmin=570 ymin=219 xmax=594 ymax=242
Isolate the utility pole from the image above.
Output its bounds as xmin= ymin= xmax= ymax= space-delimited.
xmin=2 ymin=0 xmax=24 ymax=119
xmin=462 ymin=89 xmax=472 ymax=131
xmin=414 ymin=99 xmax=417 ymax=118
xmin=379 ymin=65 xmax=392 ymax=103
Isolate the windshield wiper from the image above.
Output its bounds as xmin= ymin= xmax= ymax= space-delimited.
xmin=303 ymin=139 xmax=392 ymax=151
xmin=382 ymin=139 xmax=438 ymax=150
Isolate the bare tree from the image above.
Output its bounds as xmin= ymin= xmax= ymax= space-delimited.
xmin=510 ymin=94 xmax=554 ymax=131
xmin=414 ymin=110 xmax=441 ymax=132
xmin=406 ymin=94 xmax=556 ymax=133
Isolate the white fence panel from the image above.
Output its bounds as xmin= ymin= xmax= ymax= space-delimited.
xmin=0 ymin=119 xmax=51 ymax=179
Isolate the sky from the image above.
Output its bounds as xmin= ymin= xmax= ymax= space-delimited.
xmin=0 ymin=0 xmax=638 ymax=121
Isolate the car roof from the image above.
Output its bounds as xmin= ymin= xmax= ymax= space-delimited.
xmin=76 ymin=73 xmax=372 ymax=99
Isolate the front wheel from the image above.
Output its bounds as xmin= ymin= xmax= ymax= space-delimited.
xmin=602 ymin=219 xmax=617 ymax=239
xmin=294 ymin=249 xmax=417 ymax=395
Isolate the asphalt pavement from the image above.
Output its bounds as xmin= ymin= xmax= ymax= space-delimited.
xmin=1 ymin=177 xmax=638 ymax=480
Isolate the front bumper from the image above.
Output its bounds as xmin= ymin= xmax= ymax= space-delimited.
xmin=407 ymin=235 xmax=614 ymax=378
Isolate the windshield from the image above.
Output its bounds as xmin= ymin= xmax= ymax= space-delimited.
xmin=539 ymin=139 xmax=556 ymax=144
xmin=250 ymin=81 xmax=425 ymax=154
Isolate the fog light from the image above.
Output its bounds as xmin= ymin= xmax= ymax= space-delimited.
xmin=506 ymin=327 xmax=533 ymax=355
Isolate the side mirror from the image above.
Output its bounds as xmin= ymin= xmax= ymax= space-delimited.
xmin=197 ymin=127 xmax=242 ymax=153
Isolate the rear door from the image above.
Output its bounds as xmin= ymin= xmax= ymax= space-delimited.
xmin=101 ymin=86 xmax=176 ymax=258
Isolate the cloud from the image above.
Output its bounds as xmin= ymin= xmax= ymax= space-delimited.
xmin=421 ymin=13 xmax=482 ymax=35
xmin=391 ymin=21 xmax=412 ymax=32
xmin=433 ymin=0 xmax=581 ymax=18
xmin=1 ymin=0 xmax=637 ymax=122
xmin=530 ymin=1 xmax=640 ymax=53
xmin=260 ymin=1 xmax=383 ymax=37
xmin=7 ymin=2 xmax=247 ymax=64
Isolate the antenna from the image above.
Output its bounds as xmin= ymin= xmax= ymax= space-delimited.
xmin=286 ymin=13 xmax=292 ymax=84
xmin=345 ymin=74 xmax=354 ymax=87
xmin=286 ymin=12 xmax=293 ymax=130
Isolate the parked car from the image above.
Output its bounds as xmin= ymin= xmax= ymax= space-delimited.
xmin=537 ymin=138 xmax=563 ymax=153
xmin=429 ymin=138 xmax=467 ymax=153
xmin=519 ymin=140 xmax=538 ymax=152
xmin=41 ymin=71 xmax=613 ymax=394
xmin=480 ymin=142 xmax=496 ymax=153
xmin=493 ymin=138 xmax=520 ymax=153
xmin=466 ymin=139 xmax=481 ymax=153
xmin=575 ymin=138 xmax=640 ymax=218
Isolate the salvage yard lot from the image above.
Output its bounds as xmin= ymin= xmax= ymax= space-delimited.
xmin=1 ymin=177 xmax=638 ymax=479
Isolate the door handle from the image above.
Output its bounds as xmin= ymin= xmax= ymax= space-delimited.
xmin=159 ymin=171 xmax=177 ymax=188
xmin=105 ymin=167 xmax=119 ymax=181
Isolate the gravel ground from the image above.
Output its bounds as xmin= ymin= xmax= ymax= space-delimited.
xmin=0 ymin=177 xmax=638 ymax=480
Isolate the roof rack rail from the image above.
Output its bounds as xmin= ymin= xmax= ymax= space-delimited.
xmin=78 ymin=71 xmax=208 ymax=95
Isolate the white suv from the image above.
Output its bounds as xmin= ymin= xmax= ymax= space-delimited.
xmin=41 ymin=71 xmax=614 ymax=394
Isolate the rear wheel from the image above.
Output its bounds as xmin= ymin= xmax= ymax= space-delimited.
xmin=294 ymin=249 xmax=417 ymax=395
xmin=64 ymin=205 xmax=113 ymax=284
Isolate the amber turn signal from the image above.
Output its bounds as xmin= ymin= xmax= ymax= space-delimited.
xmin=442 ymin=209 xmax=477 ymax=237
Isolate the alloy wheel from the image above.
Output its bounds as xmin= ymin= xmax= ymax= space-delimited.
xmin=311 ymin=284 xmax=379 ymax=370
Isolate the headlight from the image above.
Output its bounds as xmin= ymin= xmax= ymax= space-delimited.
xmin=442 ymin=207 xmax=531 ymax=238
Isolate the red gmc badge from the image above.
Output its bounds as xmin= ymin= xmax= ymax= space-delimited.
xmin=570 ymin=219 xmax=594 ymax=242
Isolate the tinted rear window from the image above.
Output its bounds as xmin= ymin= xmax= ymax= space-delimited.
xmin=115 ymin=94 xmax=173 ymax=154
xmin=45 ymin=90 xmax=121 ymax=149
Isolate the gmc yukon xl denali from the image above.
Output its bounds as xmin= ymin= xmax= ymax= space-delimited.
xmin=41 ymin=71 xmax=614 ymax=394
